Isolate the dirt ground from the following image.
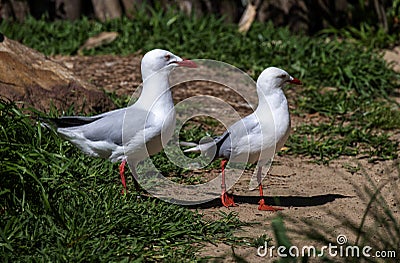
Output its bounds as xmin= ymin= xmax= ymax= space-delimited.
xmin=52 ymin=49 xmax=400 ymax=262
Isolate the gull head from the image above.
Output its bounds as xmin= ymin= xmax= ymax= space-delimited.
xmin=257 ymin=67 xmax=302 ymax=93
xmin=141 ymin=49 xmax=197 ymax=81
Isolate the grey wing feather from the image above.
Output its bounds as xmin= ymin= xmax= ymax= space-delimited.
xmin=81 ymin=109 xmax=125 ymax=146
xmin=183 ymin=114 xmax=259 ymax=160
xmin=54 ymin=106 xmax=152 ymax=147
xmin=218 ymin=114 xmax=260 ymax=159
xmin=82 ymin=107 xmax=153 ymax=146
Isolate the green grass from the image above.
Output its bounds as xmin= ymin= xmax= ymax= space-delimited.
xmin=0 ymin=100 xmax=246 ymax=261
xmin=320 ymin=22 xmax=399 ymax=49
xmin=288 ymin=122 xmax=398 ymax=164
xmin=1 ymin=6 xmax=398 ymax=162
xmin=1 ymin=8 xmax=400 ymax=260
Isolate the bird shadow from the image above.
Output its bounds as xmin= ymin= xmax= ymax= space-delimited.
xmin=186 ymin=193 xmax=352 ymax=209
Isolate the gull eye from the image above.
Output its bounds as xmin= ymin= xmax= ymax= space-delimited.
xmin=164 ymin=54 xmax=171 ymax=61
xmin=278 ymin=74 xmax=286 ymax=79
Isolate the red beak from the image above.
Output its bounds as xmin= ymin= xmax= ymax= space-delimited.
xmin=175 ymin=59 xmax=197 ymax=68
xmin=289 ymin=77 xmax=302 ymax=85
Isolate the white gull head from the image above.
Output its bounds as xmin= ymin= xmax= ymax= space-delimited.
xmin=257 ymin=67 xmax=302 ymax=95
xmin=141 ymin=49 xmax=197 ymax=81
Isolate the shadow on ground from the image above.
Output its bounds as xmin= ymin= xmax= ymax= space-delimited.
xmin=186 ymin=194 xmax=351 ymax=209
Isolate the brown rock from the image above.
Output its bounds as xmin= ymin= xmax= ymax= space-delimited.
xmin=0 ymin=34 xmax=114 ymax=114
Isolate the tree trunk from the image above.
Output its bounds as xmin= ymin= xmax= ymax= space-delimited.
xmin=0 ymin=0 xmax=29 ymax=21
xmin=121 ymin=0 xmax=145 ymax=18
xmin=55 ymin=0 xmax=83 ymax=20
xmin=219 ymin=0 xmax=240 ymax=23
xmin=91 ymin=0 xmax=122 ymax=21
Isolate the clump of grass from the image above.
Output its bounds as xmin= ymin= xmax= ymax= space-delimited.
xmin=320 ymin=23 xmax=399 ymax=49
xmin=252 ymin=234 xmax=272 ymax=248
xmin=0 ymin=99 xmax=245 ymax=261
xmin=288 ymin=122 xmax=399 ymax=164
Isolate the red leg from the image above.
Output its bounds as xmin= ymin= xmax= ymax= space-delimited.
xmin=257 ymin=166 xmax=282 ymax=211
xmin=119 ymin=160 xmax=127 ymax=195
xmin=220 ymin=159 xmax=237 ymax=207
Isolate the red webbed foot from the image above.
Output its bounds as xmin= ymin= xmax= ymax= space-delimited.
xmin=258 ymin=199 xmax=283 ymax=211
xmin=221 ymin=192 xmax=238 ymax=207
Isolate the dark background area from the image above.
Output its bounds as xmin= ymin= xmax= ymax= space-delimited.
xmin=1 ymin=0 xmax=398 ymax=35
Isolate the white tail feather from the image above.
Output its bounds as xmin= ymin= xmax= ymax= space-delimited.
xmin=183 ymin=146 xmax=201 ymax=153
xmin=180 ymin=141 xmax=202 ymax=153
xmin=181 ymin=140 xmax=217 ymax=154
xmin=179 ymin=141 xmax=198 ymax=147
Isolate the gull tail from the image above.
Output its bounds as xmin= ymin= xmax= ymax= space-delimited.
xmin=39 ymin=115 xmax=102 ymax=129
xmin=180 ymin=141 xmax=202 ymax=153
xmin=180 ymin=132 xmax=230 ymax=157
xmin=39 ymin=117 xmax=53 ymax=129
xmin=179 ymin=141 xmax=198 ymax=147
xmin=40 ymin=116 xmax=102 ymax=128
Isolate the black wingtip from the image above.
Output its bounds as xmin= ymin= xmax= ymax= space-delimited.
xmin=38 ymin=117 xmax=58 ymax=128
xmin=212 ymin=131 xmax=230 ymax=161
xmin=38 ymin=117 xmax=55 ymax=130
xmin=59 ymin=116 xmax=101 ymax=128
xmin=39 ymin=116 xmax=102 ymax=128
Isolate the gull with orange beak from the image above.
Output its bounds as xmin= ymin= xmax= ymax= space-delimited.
xmin=184 ymin=67 xmax=301 ymax=211
xmin=44 ymin=49 xmax=197 ymax=194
